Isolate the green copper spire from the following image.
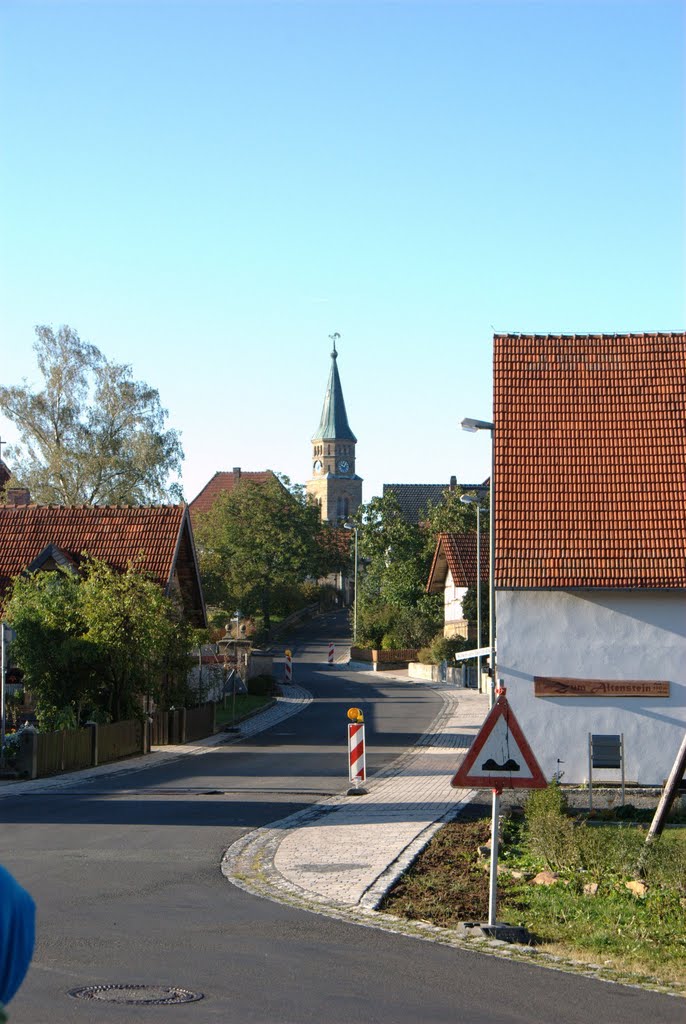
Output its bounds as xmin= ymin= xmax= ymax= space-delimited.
xmin=311 ymin=334 xmax=357 ymax=442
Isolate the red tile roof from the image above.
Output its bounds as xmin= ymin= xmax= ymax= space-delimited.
xmin=493 ymin=332 xmax=686 ymax=589
xmin=189 ymin=470 xmax=275 ymax=519
xmin=0 ymin=504 xmax=186 ymax=594
xmin=427 ymin=532 xmax=489 ymax=592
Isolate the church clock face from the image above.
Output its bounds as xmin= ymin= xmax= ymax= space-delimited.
xmin=338 ymin=459 xmax=350 ymax=473
xmin=313 ymin=459 xmax=323 ymax=474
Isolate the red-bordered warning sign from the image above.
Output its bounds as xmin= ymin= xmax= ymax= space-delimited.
xmin=451 ymin=693 xmax=547 ymax=790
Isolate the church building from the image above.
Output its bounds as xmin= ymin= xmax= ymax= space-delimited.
xmin=306 ymin=337 xmax=362 ymax=523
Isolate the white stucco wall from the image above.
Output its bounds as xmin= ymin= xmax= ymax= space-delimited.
xmin=444 ymin=569 xmax=467 ymax=625
xmin=496 ymin=589 xmax=686 ymax=786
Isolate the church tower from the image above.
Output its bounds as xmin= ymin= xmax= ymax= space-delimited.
xmin=307 ymin=336 xmax=363 ymax=523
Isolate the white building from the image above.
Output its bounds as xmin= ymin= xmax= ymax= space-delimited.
xmin=427 ymin=532 xmax=488 ymax=641
xmin=492 ymin=332 xmax=686 ymax=786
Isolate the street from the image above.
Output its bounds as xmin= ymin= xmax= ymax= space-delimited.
xmin=1 ymin=611 xmax=682 ymax=1023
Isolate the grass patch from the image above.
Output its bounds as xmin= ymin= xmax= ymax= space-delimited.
xmin=381 ymin=791 xmax=686 ymax=991
xmin=215 ymin=694 xmax=273 ymax=728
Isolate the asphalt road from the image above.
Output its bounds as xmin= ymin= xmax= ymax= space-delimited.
xmin=1 ymin=610 xmax=682 ymax=1023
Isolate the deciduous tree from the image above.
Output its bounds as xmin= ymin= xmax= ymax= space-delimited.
xmin=5 ymin=559 xmax=194 ymax=726
xmin=196 ymin=475 xmax=341 ymax=631
xmin=4 ymin=570 xmax=99 ymax=729
xmin=0 ymin=325 xmax=183 ymax=505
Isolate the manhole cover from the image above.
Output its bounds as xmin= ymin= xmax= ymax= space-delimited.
xmin=68 ymin=984 xmax=204 ymax=1005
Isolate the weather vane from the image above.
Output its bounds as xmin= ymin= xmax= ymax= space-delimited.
xmin=329 ymin=332 xmax=340 ymax=356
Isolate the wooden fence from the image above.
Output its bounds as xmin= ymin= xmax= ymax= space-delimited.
xmin=16 ymin=702 xmax=218 ymax=779
xmin=185 ymin=703 xmax=215 ymax=743
xmin=150 ymin=703 xmax=216 ymax=746
xmin=20 ymin=718 xmax=146 ymax=779
xmin=98 ymin=719 xmax=145 ymax=763
xmin=36 ymin=727 xmax=92 ymax=776
xmin=350 ymin=646 xmax=419 ymax=665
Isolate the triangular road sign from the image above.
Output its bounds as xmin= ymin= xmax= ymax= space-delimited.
xmin=451 ymin=693 xmax=547 ymax=790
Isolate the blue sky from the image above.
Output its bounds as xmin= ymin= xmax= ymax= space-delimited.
xmin=1 ymin=0 xmax=683 ymax=503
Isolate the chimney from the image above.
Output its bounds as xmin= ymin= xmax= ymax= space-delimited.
xmin=233 ymin=467 xmax=241 ymax=479
xmin=449 ymin=475 xmax=457 ymax=490
xmin=6 ymin=487 xmax=31 ymax=507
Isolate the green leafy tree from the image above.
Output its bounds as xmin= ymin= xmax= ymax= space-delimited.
xmin=351 ymin=492 xmax=442 ymax=648
xmin=4 ymin=569 xmax=101 ymax=729
xmin=0 ymin=325 xmax=183 ymax=504
xmin=79 ymin=559 xmax=194 ymax=720
xmin=5 ymin=559 xmax=194 ymax=726
xmin=196 ymin=475 xmax=342 ymax=631
xmin=422 ymin=487 xmax=482 ymax=547
xmin=352 ymin=488 xmax=491 ymax=649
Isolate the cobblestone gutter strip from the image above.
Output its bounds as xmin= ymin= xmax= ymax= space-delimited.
xmin=221 ymin=821 xmax=683 ymax=1000
xmin=221 ymin=681 xmax=684 ymax=1000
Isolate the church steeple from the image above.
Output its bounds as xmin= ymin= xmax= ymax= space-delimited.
xmin=306 ymin=335 xmax=363 ymax=523
xmin=312 ymin=334 xmax=357 ymax=443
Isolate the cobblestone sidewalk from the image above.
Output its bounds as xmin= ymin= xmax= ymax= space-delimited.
xmin=222 ymin=685 xmax=487 ymax=910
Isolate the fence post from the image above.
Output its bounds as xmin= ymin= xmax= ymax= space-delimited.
xmin=179 ymin=707 xmax=187 ymax=744
xmin=210 ymin=701 xmax=216 ymax=734
xmin=86 ymin=722 xmax=99 ymax=767
xmin=17 ymin=729 xmax=38 ymax=780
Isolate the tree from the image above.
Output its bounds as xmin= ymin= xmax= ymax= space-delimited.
xmin=4 ymin=569 xmax=100 ymax=729
xmin=5 ymin=559 xmax=195 ymax=727
xmin=0 ymin=325 xmax=183 ymax=504
xmin=351 ymin=487 xmax=490 ymax=650
xmin=422 ymin=487 xmax=481 ymax=545
xmin=196 ymin=475 xmax=341 ymax=631
xmin=351 ymin=492 xmax=442 ymax=648
xmin=78 ymin=559 xmax=194 ymax=720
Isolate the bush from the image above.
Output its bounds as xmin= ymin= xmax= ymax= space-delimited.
xmin=524 ymin=781 xmax=580 ymax=871
xmin=247 ymin=674 xmax=278 ymax=697
xmin=642 ymin=834 xmax=686 ymax=896
xmin=417 ymin=632 xmax=472 ymax=665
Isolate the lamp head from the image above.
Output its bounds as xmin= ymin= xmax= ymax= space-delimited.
xmin=461 ymin=417 xmax=494 ymax=432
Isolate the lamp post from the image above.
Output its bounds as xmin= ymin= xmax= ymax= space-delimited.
xmin=343 ymin=523 xmax=358 ymax=644
xmin=461 ymin=417 xmax=495 ymax=707
xmin=460 ymin=493 xmax=483 ymax=693
xmin=231 ymin=610 xmax=243 ymax=721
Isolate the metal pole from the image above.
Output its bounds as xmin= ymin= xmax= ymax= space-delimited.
xmin=488 ymin=434 xmax=495 ymax=708
xmin=488 ymin=787 xmax=501 ymax=927
xmin=476 ymin=505 xmax=481 ymax=692
xmin=353 ymin=527 xmax=358 ymax=644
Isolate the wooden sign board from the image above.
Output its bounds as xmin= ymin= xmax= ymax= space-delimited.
xmin=534 ymin=677 xmax=670 ymax=698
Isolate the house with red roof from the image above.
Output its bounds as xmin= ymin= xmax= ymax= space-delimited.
xmin=189 ymin=467 xmax=276 ymax=523
xmin=0 ymin=504 xmax=206 ymax=628
xmin=427 ymin=532 xmax=489 ymax=640
xmin=492 ymin=332 xmax=686 ymax=786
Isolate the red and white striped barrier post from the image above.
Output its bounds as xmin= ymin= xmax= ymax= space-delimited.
xmin=347 ymin=707 xmax=367 ymax=795
xmin=328 ymin=642 xmax=335 ymax=665
xmin=284 ymin=648 xmax=292 ymax=684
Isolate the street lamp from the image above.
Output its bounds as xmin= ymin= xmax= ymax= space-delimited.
xmin=461 ymin=416 xmax=495 ymax=708
xmin=342 ymin=523 xmax=358 ymax=644
xmin=460 ymin=494 xmax=484 ymax=693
